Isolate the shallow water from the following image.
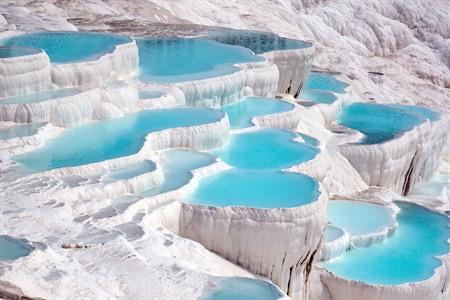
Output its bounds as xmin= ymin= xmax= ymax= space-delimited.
xmin=0 ymin=235 xmax=33 ymax=261
xmin=206 ymin=29 xmax=311 ymax=54
xmin=14 ymin=108 xmax=223 ymax=172
xmin=140 ymin=149 xmax=215 ymax=197
xmin=325 ymin=225 xmax=345 ymax=243
xmin=303 ymin=72 xmax=348 ymax=94
xmin=221 ymin=96 xmax=294 ymax=129
xmin=328 ymin=200 xmax=394 ymax=236
xmin=0 ymin=88 xmax=81 ymax=105
xmin=0 ymin=123 xmax=45 ymax=140
xmin=1 ymin=32 xmax=131 ymax=63
xmin=187 ymin=169 xmax=319 ymax=208
xmin=212 ymin=129 xmax=319 ymax=170
xmin=0 ymin=46 xmax=41 ymax=58
xmin=200 ymin=277 xmax=284 ymax=300
xmin=299 ymin=89 xmax=337 ymax=104
xmin=324 ymin=202 xmax=450 ymax=285
xmin=338 ymin=103 xmax=439 ymax=144
xmin=137 ymin=38 xmax=263 ymax=83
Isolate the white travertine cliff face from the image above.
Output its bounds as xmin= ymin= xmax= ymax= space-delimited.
xmin=51 ymin=41 xmax=138 ymax=88
xmin=175 ymin=60 xmax=279 ymax=107
xmin=179 ymin=188 xmax=328 ymax=300
xmin=0 ymin=50 xmax=52 ymax=98
xmin=339 ymin=114 xmax=450 ymax=195
xmin=263 ymin=46 xmax=315 ymax=97
xmin=0 ymin=83 xmax=139 ymax=127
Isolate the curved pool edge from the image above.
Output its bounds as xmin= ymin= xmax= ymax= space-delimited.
xmin=338 ymin=112 xmax=450 ymax=195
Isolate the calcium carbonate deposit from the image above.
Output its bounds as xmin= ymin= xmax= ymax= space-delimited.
xmin=0 ymin=1 xmax=449 ymax=300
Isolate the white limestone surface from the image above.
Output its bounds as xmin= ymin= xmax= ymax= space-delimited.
xmin=51 ymin=40 xmax=138 ymax=88
xmin=0 ymin=48 xmax=52 ymax=98
xmin=0 ymin=82 xmax=139 ymax=127
xmin=179 ymin=183 xmax=328 ymax=300
xmin=262 ymin=45 xmax=315 ymax=97
xmin=175 ymin=60 xmax=279 ymax=108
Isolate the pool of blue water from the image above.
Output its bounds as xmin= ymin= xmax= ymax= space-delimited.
xmin=303 ymin=72 xmax=348 ymax=94
xmin=324 ymin=202 xmax=450 ymax=285
xmin=0 ymin=88 xmax=81 ymax=105
xmin=212 ymin=129 xmax=319 ymax=170
xmin=297 ymin=132 xmax=320 ymax=147
xmin=0 ymin=46 xmax=41 ymax=58
xmin=137 ymin=38 xmax=263 ymax=83
xmin=325 ymin=225 xmax=345 ymax=243
xmin=187 ymin=169 xmax=319 ymax=208
xmin=105 ymin=160 xmax=156 ymax=181
xmin=299 ymin=89 xmax=337 ymax=104
xmin=140 ymin=149 xmax=215 ymax=197
xmin=200 ymin=277 xmax=284 ymax=300
xmin=328 ymin=200 xmax=394 ymax=237
xmin=221 ymin=96 xmax=294 ymax=129
xmin=0 ymin=123 xmax=45 ymax=140
xmin=139 ymin=90 xmax=164 ymax=99
xmin=1 ymin=32 xmax=131 ymax=63
xmin=0 ymin=235 xmax=33 ymax=261
xmin=13 ymin=108 xmax=224 ymax=172
xmin=206 ymin=29 xmax=311 ymax=54
xmin=338 ymin=103 xmax=440 ymax=144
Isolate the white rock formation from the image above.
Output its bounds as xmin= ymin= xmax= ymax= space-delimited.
xmin=339 ymin=113 xmax=450 ymax=195
xmin=51 ymin=40 xmax=138 ymax=88
xmin=175 ymin=60 xmax=279 ymax=107
xmin=0 ymin=48 xmax=52 ymax=98
xmin=0 ymin=82 xmax=139 ymax=127
xmin=179 ymin=185 xmax=328 ymax=300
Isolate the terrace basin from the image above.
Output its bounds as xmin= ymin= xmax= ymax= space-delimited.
xmin=137 ymin=38 xmax=263 ymax=83
xmin=0 ymin=235 xmax=33 ymax=261
xmin=140 ymin=149 xmax=215 ymax=197
xmin=221 ymin=96 xmax=294 ymax=129
xmin=328 ymin=200 xmax=395 ymax=237
xmin=212 ymin=128 xmax=319 ymax=170
xmin=187 ymin=169 xmax=320 ymax=208
xmin=13 ymin=108 xmax=224 ymax=172
xmin=303 ymin=72 xmax=348 ymax=94
xmin=1 ymin=31 xmax=132 ymax=63
xmin=324 ymin=202 xmax=450 ymax=285
xmin=298 ymin=89 xmax=337 ymax=104
xmin=200 ymin=277 xmax=285 ymax=300
xmin=338 ymin=102 xmax=440 ymax=144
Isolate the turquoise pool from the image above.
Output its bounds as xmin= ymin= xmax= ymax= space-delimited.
xmin=137 ymin=38 xmax=263 ymax=83
xmin=200 ymin=277 xmax=284 ymax=300
xmin=14 ymin=108 xmax=224 ymax=172
xmin=324 ymin=202 xmax=450 ymax=285
xmin=0 ymin=46 xmax=41 ymax=58
xmin=140 ymin=149 xmax=215 ymax=197
xmin=212 ymin=129 xmax=319 ymax=170
xmin=303 ymin=72 xmax=348 ymax=94
xmin=0 ymin=235 xmax=33 ymax=261
xmin=206 ymin=29 xmax=311 ymax=54
xmin=299 ymin=89 xmax=337 ymax=104
xmin=0 ymin=88 xmax=81 ymax=105
xmin=325 ymin=225 xmax=345 ymax=243
xmin=338 ymin=103 xmax=439 ymax=144
xmin=187 ymin=169 xmax=319 ymax=208
xmin=1 ymin=32 xmax=131 ymax=63
xmin=328 ymin=200 xmax=394 ymax=237
xmin=221 ymin=96 xmax=294 ymax=129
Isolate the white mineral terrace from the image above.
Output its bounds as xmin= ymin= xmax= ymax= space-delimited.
xmin=0 ymin=14 xmax=449 ymax=300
